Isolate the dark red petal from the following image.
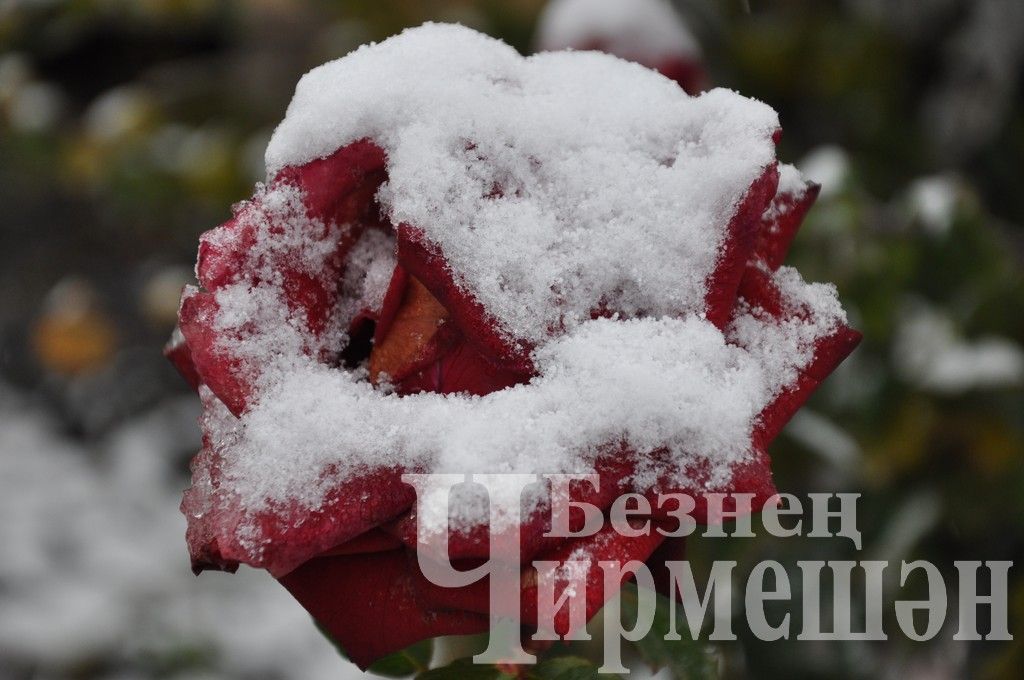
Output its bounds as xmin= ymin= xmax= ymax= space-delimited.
xmin=395 ymin=327 xmax=532 ymax=396
xmin=732 ymin=263 xmax=863 ymax=447
xmin=735 ymin=264 xmax=784 ymax=317
xmin=520 ymin=522 xmax=667 ymax=636
xmin=184 ymin=460 xmax=417 ymax=577
xmin=704 ymin=164 xmax=780 ymax=328
xmin=183 ymin=140 xmax=391 ymax=414
xmin=655 ymin=56 xmax=707 ymax=96
xmin=385 ymin=455 xmax=634 ymax=562
xmin=181 ymin=443 xmax=240 ymax=574
xmin=274 ymin=138 xmax=387 ymax=223
xmin=279 ymin=550 xmax=489 ymax=670
xmin=753 ymin=181 xmax=821 ymax=271
xmin=177 ymin=288 xmax=250 ymax=415
xmin=373 ymin=264 xmax=411 ymax=345
xmin=253 ymin=467 xmax=417 ymax=578
xmin=723 ymin=446 xmax=779 ymax=513
xmin=385 ymin=501 xmax=552 ymax=565
xmin=319 ymin=528 xmax=405 ymax=557
xmin=163 ymin=327 xmax=201 ymax=391
xmin=754 ymin=325 xmax=862 ymax=447
xmin=396 ymin=223 xmax=534 ymax=374
xmin=271 ymin=147 xmax=389 ymax=337
xmin=410 ymin=522 xmax=666 ymax=637
xmin=642 ymin=446 xmax=778 ymax=525
xmin=197 ymin=213 xmax=256 ymax=291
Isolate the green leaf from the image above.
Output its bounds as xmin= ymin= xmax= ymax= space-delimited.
xmin=315 ymin=620 xmax=432 ymax=677
xmin=618 ymin=584 xmax=718 ymax=680
xmin=417 ymin=657 xmax=517 ymax=680
xmin=370 ymin=639 xmax=434 ymax=677
xmin=530 ymin=656 xmax=613 ymax=680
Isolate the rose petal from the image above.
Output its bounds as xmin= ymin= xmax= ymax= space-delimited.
xmin=704 ymin=164 xmax=780 ymax=328
xmin=369 ymin=275 xmax=451 ymax=384
xmin=755 ymin=325 xmax=862 ymax=447
xmin=386 ymin=456 xmax=635 ymax=562
xmin=395 ymin=327 xmax=532 ymax=395
xmin=733 ymin=264 xmax=863 ymax=447
xmin=319 ymin=528 xmax=405 ymax=557
xmin=396 ymin=223 xmax=534 ymax=374
xmin=163 ymin=326 xmax=201 ymax=391
xmin=279 ymin=549 xmax=489 ymax=669
xmin=186 ymin=140 xmax=390 ymax=414
xmin=177 ymin=288 xmax=250 ymax=415
xmin=655 ymin=56 xmax=707 ymax=96
xmin=642 ymin=445 xmax=778 ymax=524
xmin=410 ymin=521 xmax=666 ymax=637
xmin=184 ymin=454 xmax=417 ymax=577
xmin=753 ymin=180 xmax=821 ymax=271
xmin=520 ymin=522 xmax=667 ymax=636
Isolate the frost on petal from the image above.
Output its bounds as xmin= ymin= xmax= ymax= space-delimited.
xmin=178 ymin=141 xmax=388 ymax=415
xmin=753 ymin=163 xmax=821 ymax=271
xmin=731 ymin=265 xmax=862 ymax=448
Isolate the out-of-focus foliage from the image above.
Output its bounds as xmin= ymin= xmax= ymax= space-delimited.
xmin=0 ymin=1 xmax=1021 ymax=679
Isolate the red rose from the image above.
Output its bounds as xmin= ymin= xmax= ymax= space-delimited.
xmin=535 ymin=0 xmax=708 ymax=95
xmin=165 ymin=24 xmax=859 ymax=669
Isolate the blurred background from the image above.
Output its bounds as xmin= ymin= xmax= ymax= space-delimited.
xmin=0 ymin=1 xmax=1022 ymax=678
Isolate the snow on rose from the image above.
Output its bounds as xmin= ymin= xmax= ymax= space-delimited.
xmin=164 ymin=24 xmax=860 ymax=669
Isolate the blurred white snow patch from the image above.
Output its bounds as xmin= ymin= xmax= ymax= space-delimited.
xmin=785 ymin=409 xmax=861 ymax=471
xmin=8 ymin=81 xmax=62 ymax=132
xmin=905 ymin=174 xmax=959 ymax=236
xmin=83 ymin=86 xmax=151 ymax=141
xmin=0 ymin=384 xmax=377 ymax=679
xmin=0 ymin=52 xmax=31 ymax=98
xmin=535 ymin=0 xmax=699 ymax=61
xmin=798 ymin=145 xmax=850 ymax=199
xmin=630 ymin=664 xmax=675 ymax=679
xmin=893 ymin=302 xmax=1024 ymax=393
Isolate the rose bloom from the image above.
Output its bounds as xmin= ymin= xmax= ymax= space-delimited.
xmin=535 ymin=0 xmax=708 ymax=95
xmin=165 ymin=25 xmax=859 ymax=669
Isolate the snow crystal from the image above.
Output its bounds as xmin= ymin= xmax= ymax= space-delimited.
xmin=208 ymin=182 xmax=350 ymax=371
xmin=535 ymin=0 xmax=700 ymax=62
xmin=195 ymin=24 xmax=850 ymax=533
xmin=798 ymin=145 xmax=850 ymax=199
xmin=894 ymin=301 xmax=1024 ymax=393
xmin=337 ymin=227 xmax=396 ymax=323
xmin=776 ymin=162 xmax=809 ymax=196
xmin=906 ymin=174 xmax=959 ymax=236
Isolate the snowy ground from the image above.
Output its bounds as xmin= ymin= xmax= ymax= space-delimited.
xmin=0 ymin=383 xmax=375 ymax=680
